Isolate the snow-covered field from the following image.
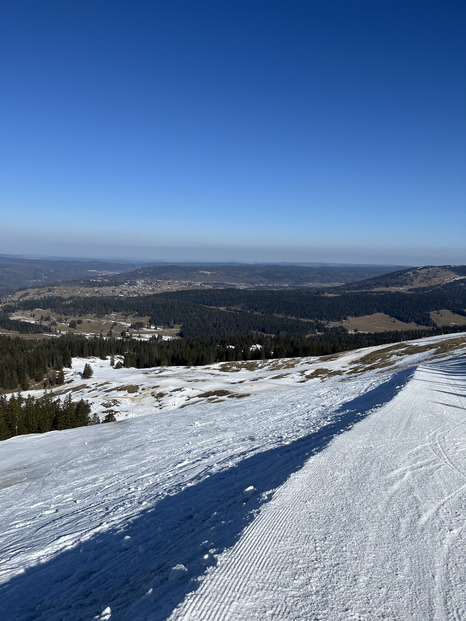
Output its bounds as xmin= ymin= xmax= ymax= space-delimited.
xmin=0 ymin=333 xmax=465 ymax=620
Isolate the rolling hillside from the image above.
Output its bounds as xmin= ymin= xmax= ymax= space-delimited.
xmin=0 ymin=256 xmax=144 ymax=296
xmin=339 ymin=265 xmax=466 ymax=292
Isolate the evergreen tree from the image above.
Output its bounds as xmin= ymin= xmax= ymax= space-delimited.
xmin=82 ymin=363 xmax=93 ymax=379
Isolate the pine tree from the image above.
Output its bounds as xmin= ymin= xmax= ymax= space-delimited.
xmin=82 ymin=363 xmax=93 ymax=379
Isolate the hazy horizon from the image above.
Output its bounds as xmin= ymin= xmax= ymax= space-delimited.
xmin=0 ymin=243 xmax=459 ymax=269
xmin=0 ymin=235 xmax=464 ymax=267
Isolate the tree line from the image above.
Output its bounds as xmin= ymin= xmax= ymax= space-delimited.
xmin=0 ymin=315 xmax=49 ymax=334
xmin=119 ymin=327 xmax=448 ymax=368
xmin=0 ymin=393 xmax=94 ymax=441
xmin=6 ymin=286 xmax=466 ymax=337
xmin=2 ymin=324 xmax=465 ymax=392
xmin=0 ymin=335 xmax=72 ymax=391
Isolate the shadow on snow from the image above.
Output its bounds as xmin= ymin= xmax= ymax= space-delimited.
xmin=0 ymin=369 xmax=410 ymax=621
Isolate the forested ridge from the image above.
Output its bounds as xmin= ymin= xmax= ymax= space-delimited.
xmin=340 ymin=266 xmax=466 ymax=291
xmin=65 ymin=263 xmax=402 ymax=289
xmin=5 ymin=285 xmax=466 ymax=336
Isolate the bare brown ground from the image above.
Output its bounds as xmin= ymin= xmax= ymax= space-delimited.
xmin=430 ymin=309 xmax=466 ymax=328
xmin=328 ymin=312 xmax=430 ymax=333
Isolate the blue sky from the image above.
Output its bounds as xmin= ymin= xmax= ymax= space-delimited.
xmin=1 ymin=0 xmax=465 ymax=265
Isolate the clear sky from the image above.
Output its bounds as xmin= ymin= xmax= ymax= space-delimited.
xmin=1 ymin=0 xmax=465 ymax=265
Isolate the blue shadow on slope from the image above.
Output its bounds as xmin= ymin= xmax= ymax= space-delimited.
xmin=0 ymin=368 xmax=411 ymax=621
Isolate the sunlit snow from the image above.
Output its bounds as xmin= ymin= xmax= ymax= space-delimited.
xmin=0 ymin=333 xmax=465 ymax=620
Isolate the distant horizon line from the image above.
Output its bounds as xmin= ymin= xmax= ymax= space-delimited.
xmin=0 ymin=252 xmax=416 ymax=269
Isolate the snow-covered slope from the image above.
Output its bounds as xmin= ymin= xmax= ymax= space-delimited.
xmin=0 ymin=334 xmax=465 ymax=620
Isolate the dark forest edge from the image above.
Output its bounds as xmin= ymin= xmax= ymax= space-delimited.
xmin=0 ymin=393 xmax=97 ymax=441
xmin=1 ymin=324 xmax=465 ymax=396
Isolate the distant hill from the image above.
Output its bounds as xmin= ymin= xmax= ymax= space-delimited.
xmin=338 ymin=265 xmax=466 ymax=293
xmin=1 ymin=257 xmax=408 ymax=297
xmin=2 ymin=261 xmax=466 ymax=342
xmin=8 ymin=258 xmax=465 ymax=300
xmin=0 ymin=256 xmax=146 ymax=295
xmin=100 ymin=263 xmax=407 ymax=290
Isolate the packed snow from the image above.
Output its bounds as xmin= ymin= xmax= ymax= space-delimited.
xmin=0 ymin=333 xmax=465 ymax=620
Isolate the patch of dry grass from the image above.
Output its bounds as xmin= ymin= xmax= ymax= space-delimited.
xmin=104 ymin=384 xmax=139 ymax=394
xmin=151 ymin=391 xmax=165 ymax=403
xmin=328 ymin=312 xmax=430 ymax=333
xmin=54 ymin=384 xmax=87 ymax=394
xmin=265 ymin=359 xmax=302 ymax=371
xmin=218 ymin=360 xmax=264 ymax=373
xmin=347 ymin=336 xmax=466 ymax=375
xmin=430 ymin=310 xmax=466 ymax=328
xmin=434 ymin=336 xmax=466 ymax=355
xmin=197 ymin=389 xmax=230 ymax=398
xmin=306 ymin=368 xmax=343 ymax=380
xmin=101 ymin=400 xmax=119 ymax=408
xmin=178 ymin=389 xmax=252 ymax=405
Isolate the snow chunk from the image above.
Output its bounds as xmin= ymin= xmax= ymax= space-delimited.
xmin=169 ymin=563 xmax=188 ymax=581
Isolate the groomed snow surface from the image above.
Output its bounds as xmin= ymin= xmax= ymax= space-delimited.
xmin=0 ymin=333 xmax=465 ymax=620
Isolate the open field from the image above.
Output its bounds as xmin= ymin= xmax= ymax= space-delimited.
xmin=430 ymin=309 xmax=466 ymax=327
xmin=3 ymin=309 xmax=180 ymax=341
xmin=327 ymin=310 xmax=466 ymax=334
xmin=327 ymin=312 xmax=430 ymax=333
